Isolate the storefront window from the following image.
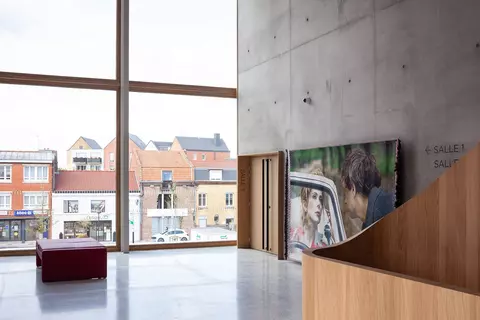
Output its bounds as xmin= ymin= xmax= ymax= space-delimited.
xmin=63 ymin=221 xmax=112 ymax=242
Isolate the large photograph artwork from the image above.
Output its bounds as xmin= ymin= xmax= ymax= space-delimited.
xmin=287 ymin=140 xmax=400 ymax=262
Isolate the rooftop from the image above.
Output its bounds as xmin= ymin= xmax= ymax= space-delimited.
xmin=0 ymin=150 xmax=56 ymax=163
xmin=193 ymin=160 xmax=237 ymax=169
xmin=81 ymin=137 xmax=102 ymax=149
xmin=54 ymin=171 xmax=139 ymax=192
xmin=175 ymin=134 xmax=229 ymax=152
xmin=136 ymin=150 xmax=191 ymax=168
xmin=152 ymin=141 xmax=172 ymax=150
xmin=130 ymin=134 xmax=146 ymax=150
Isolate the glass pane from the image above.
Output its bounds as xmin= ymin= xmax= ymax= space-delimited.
xmin=0 ymin=0 xmax=116 ymax=78
xmin=130 ymin=0 xmax=237 ymax=87
xmin=0 ymin=84 xmax=116 ymax=250
xmin=129 ymin=93 xmax=237 ymax=245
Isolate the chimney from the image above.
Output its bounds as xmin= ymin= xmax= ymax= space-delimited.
xmin=214 ymin=133 xmax=221 ymax=146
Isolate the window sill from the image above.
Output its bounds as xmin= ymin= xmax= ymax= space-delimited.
xmin=23 ymin=180 xmax=49 ymax=184
xmin=0 ymin=180 xmax=12 ymax=184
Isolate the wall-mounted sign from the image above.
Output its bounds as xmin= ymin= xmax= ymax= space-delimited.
xmin=86 ymin=214 xmax=110 ymax=220
xmin=424 ymin=143 xmax=467 ymax=169
xmin=0 ymin=211 xmax=8 ymax=216
xmin=14 ymin=210 xmax=34 ymax=216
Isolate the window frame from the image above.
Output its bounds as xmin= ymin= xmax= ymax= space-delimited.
xmin=209 ymin=169 xmax=223 ymax=181
xmin=157 ymin=193 xmax=173 ymax=209
xmin=23 ymin=192 xmax=48 ymax=210
xmin=23 ymin=165 xmax=49 ymax=183
xmin=162 ymin=170 xmax=173 ymax=182
xmin=0 ymin=192 xmax=12 ymax=210
xmin=198 ymin=193 xmax=207 ymax=208
xmin=63 ymin=200 xmax=79 ymax=213
xmin=0 ymin=165 xmax=12 ymax=183
xmin=225 ymin=192 xmax=234 ymax=207
xmin=91 ymin=200 xmax=106 ymax=213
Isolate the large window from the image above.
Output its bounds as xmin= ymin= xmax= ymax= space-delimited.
xmin=0 ymin=85 xmax=115 ymax=250
xmin=0 ymin=0 xmax=116 ymax=78
xmin=130 ymin=0 xmax=236 ymax=87
xmin=0 ymin=2 xmax=237 ymax=252
xmin=0 ymin=166 xmax=12 ymax=182
xmin=24 ymin=166 xmax=48 ymax=182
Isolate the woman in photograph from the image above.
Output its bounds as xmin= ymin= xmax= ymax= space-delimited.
xmin=290 ymin=164 xmax=336 ymax=248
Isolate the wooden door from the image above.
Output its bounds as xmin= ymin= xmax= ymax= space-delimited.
xmin=250 ymin=157 xmax=263 ymax=250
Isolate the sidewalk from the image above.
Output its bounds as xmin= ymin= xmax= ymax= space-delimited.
xmin=0 ymin=241 xmax=36 ymax=250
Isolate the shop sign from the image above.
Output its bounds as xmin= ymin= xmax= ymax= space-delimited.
xmin=86 ymin=214 xmax=110 ymax=220
xmin=14 ymin=210 xmax=34 ymax=216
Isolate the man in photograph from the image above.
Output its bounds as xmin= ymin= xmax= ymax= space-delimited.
xmin=340 ymin=148 xmax=395 ymax=230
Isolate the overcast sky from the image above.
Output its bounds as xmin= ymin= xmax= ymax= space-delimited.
xmin=0 ymin=0 xmax=237 ymax=167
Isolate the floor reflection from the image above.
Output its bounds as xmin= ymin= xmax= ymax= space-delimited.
xmin=0 ymin=247 xmax=302 ymax=320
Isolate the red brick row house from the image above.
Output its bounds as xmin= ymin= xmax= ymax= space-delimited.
xmin=0 ymin=150 xmax=57 ymax=242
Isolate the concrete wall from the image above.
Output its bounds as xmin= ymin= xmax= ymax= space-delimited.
xmin=238 ymin=0 xmax=480 ymax=200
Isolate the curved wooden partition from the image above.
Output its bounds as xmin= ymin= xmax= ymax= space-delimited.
xmin=303 ymin=143 xmax=480 ymax=319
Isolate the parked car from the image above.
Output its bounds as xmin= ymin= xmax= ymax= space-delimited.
xmin=152 ymin=229 xmax=189 ymax=242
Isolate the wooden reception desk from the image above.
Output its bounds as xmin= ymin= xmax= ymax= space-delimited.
xmin=303 ymin=143 xmax=480 ymax=319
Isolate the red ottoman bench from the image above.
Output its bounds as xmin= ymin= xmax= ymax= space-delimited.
xmin=36 ymin=238 xmax=107 ymax=283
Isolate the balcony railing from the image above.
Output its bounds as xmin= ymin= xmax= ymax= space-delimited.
xmin=87 ymin=157 xmax=102 ymax=164
xmin=73 ymin=157 xmax=102 ymax=164
xmin=73 ymin=157 xmax=87 ymax=164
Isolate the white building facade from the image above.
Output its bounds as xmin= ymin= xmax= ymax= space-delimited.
xmin=52 ymin=192 xmax=141 ymax=243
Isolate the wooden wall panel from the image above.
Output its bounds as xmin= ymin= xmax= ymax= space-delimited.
xmin=237 ymin=156 xmax=251 ymax=248
xmin=307 ymin=143 xmax=480 ymax=293
xmin=303 ymin=253 xmax=480 ymax=320
xmin=250 ymin=157 xmax=263 ymax=251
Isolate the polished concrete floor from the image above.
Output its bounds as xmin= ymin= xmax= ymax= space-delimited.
xmin=0 ymin=247 xmax=302 ymax=320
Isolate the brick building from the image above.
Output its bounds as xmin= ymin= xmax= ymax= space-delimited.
xmin=103 ymin=133 xmax=146 ymax=171
xmin=130 ymin=150 xmax=195 ymax=240
xmin=0 ymin=150 xmax=57 ymax=242
xmin=171 ymin=133 xmax=231 ymax=164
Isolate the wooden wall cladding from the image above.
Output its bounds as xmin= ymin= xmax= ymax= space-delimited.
xmin=303 ymin=253 xmax=480 ymax=320
xmin=310 ymin=143 xmax=480 ymax=292
xmin=237 ymin=155 xmax=251 ymax=249
xmin=303 ymin=143 xmax=480 ymax=319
